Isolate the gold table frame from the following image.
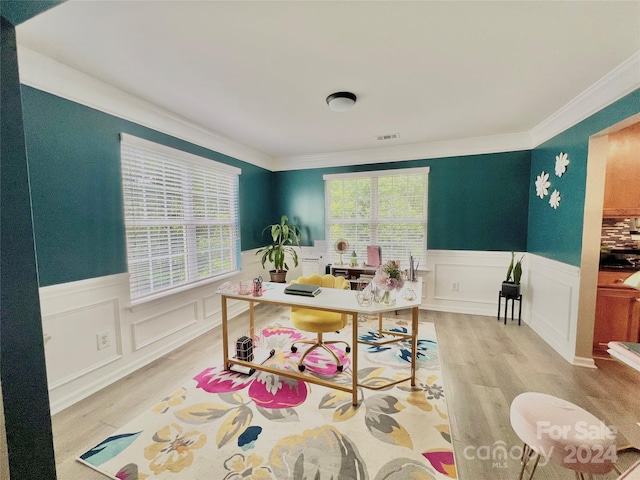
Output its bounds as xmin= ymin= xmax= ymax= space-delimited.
xmin=219 ymin=280 xmax=422 ymax=406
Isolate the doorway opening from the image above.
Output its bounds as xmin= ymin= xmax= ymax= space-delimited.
xmin=577 ymin=113 xmax=640 ymax=360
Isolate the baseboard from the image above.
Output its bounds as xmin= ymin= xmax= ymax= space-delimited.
xmin=421 ymin=303 xmax=499 ymax=318
xmin=572 ymin=356 xmax=597 ymax=369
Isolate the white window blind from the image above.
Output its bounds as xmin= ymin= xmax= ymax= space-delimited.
xmin=324 ymin=167 xmax=428 ymax=268
xmin=120 ymin=134 xmax=241 ymax=304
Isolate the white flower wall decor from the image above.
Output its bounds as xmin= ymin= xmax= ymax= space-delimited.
xmin=555 ymin=152 xmax=569 ymax=177
xmin=535 ymin=171 xmax=550 ymax=199
xmin=535 ymin=151 xmax=570 ymax=210
xmin=549 ymin=189 xmax=561 ymax=209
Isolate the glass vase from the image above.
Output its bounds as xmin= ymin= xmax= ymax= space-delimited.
xmin=380 ymin=288 xmax=396 ymax=306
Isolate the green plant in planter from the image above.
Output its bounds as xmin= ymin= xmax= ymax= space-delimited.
xmin=256 ymin=215 xmax=301 ymax=283
xmin=502 ymin=251 xmax=524 ymax=297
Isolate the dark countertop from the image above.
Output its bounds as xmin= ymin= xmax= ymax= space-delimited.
xmin=599 ymin=251 xmax=640 ymax=271
xmin=599 ymin=266 xmax=640 ymax=273
xmin=607 ymin=248 xmax=640 ymax=254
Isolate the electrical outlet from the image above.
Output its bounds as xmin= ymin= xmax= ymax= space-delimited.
xmin=97 ymin=330 xmax=111 ymax=350
xmin=451 ymin=281 xmax=459 ymax=292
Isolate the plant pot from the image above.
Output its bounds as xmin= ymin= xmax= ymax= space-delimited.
xmin=501 ymin=281 xmax=520 ymax=298
xmin=269 ymin=270 xmax=288 ymax=283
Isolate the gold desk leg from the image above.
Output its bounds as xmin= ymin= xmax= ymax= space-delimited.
xmin=249 ymin=300 xmax=255 ymax=339
xmin=378 ymin=312 xmax=383 ymax=336
xmin=411 ymin=306 xmax=418 ymax=386
xmin=352 ymin=312 xmax=358 ymax=406
xmin=222 ymin=295 xmax=229 ymax=370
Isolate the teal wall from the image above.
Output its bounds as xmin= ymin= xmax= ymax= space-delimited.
xmin=1 ymin=3 xmax=636 ymax=480
xmin=0 ymin=15 xmax=57 ymax=479
xmin=275 ymin=151 xmax=532 ymax=251
xmin=21 ymin=86 xmax=275 ymax=287
xmin=528 ymin=89 xmax=640 ymax=266
xmin=0 ymin=0 xmax=63 ymax=25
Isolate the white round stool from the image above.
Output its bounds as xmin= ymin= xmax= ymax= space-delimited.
xmin=510 ymin=392 xmax=618 ymax=480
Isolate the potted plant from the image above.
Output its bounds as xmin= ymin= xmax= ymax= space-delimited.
xmin=502 ymin=251 xmax=524 ymax=298
xmin=256 ymin=215 xmax=302 ymax=283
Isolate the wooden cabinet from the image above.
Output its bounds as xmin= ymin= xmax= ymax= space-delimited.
xmin=331 ymin=265 xmax=376 ymax=290
xmin=603 ymin=122 xmax=640 ymax=217
xmin=593 ymin=270 xmax=640 ymax=355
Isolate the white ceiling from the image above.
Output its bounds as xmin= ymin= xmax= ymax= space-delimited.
xmin=16 ymin=1 xmax=640 ymax=170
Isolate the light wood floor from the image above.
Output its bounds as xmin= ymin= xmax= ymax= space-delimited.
xmin=52 ymin=306 xmax=640 ymax=479
xmin=435 ymin=311 xmax=640 ymax=480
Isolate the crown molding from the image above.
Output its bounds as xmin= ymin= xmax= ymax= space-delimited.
xmin=272 ymin=131 xmax=533 ymax=171
xmin=530 ymin=50 xmax=640 ymax=148
xmin=16 ymin=46 xmax=274 ymax=170
xmin=17 ymin=46 xmax=639 ymax=173
xmin=278 ymin=52 xmax=640 ymax=171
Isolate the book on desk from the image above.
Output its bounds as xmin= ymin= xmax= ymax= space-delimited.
xmin=284 ymin=283 xmax=322 ymax=297
xmin=367 ymin=245 xmax=381 ymax=267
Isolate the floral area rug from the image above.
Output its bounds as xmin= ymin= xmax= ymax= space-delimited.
xmin=78 ymin=314 xmax=457 ymax=479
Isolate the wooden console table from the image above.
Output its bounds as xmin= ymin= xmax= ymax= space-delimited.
xmin=331 ymin=265 xmax=378 ymax=290
xmin=218 ymin=280 xmax=422 ymax=406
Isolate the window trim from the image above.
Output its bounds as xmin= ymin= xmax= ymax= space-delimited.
xmin=323 ymin=167 xmax=429 ymax=181
xmin=121 ymin=133 xmax=241 ymax=176
xmin=120 ymin=133 xmax=241 ymax=306
xmin=323 ymin=166 xmax=429 ymax=266
xmin=127 ymin=270 xmax=239 ymax=310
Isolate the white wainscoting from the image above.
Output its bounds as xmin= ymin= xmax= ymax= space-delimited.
xmin=39 ymin=248 xmax=280 ymax=415
xmin=422 ymin=250 xmax=585 ymax=365
xmin=526 ymin=254 xmax=585 ymax=366
xmin=39 ymin=248 xmax=586 ymax=413
xmin=422 ymin=250 xmax=522 ymax=317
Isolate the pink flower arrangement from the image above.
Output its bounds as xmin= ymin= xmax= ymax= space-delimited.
xmin=373 ymin=260 xmax=404 ymax=291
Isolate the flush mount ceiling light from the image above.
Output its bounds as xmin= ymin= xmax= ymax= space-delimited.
xmin=326 ymin=91 xmax=357 ymax=112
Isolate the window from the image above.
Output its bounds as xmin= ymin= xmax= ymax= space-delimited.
xmin=324 ymin=167 xmax=428 ymax=267
xmin=120 ymin=134 xmax=241 ymax=304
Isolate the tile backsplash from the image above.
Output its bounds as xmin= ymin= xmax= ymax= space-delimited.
xmin=601 ymin=218 xmax=638 ymax=249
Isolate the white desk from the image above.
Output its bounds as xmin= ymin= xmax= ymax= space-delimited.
xmin=218 ymin=280 xmax=422 ymax=406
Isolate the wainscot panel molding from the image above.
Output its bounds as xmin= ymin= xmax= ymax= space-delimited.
xmin=43 ymin=298 xmax=122 ymax=389
xmin=39 ymin=249 xmax=271 ymax=414
xmin=526 ymin=254 xmax=589 ymax=366
xmin=38 ymin=247 xmax=591 ymax=413
xmin=424 ymin=251 xmax=590 ymax=366
xmin=423 ymin=250 xmax=525 ymax=317
xmin=132 ymin=302 xmax=198 ymax=351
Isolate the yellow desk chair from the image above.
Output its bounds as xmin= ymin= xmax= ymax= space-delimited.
xmin=289 ymin=274 xmax=351 ymax=372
